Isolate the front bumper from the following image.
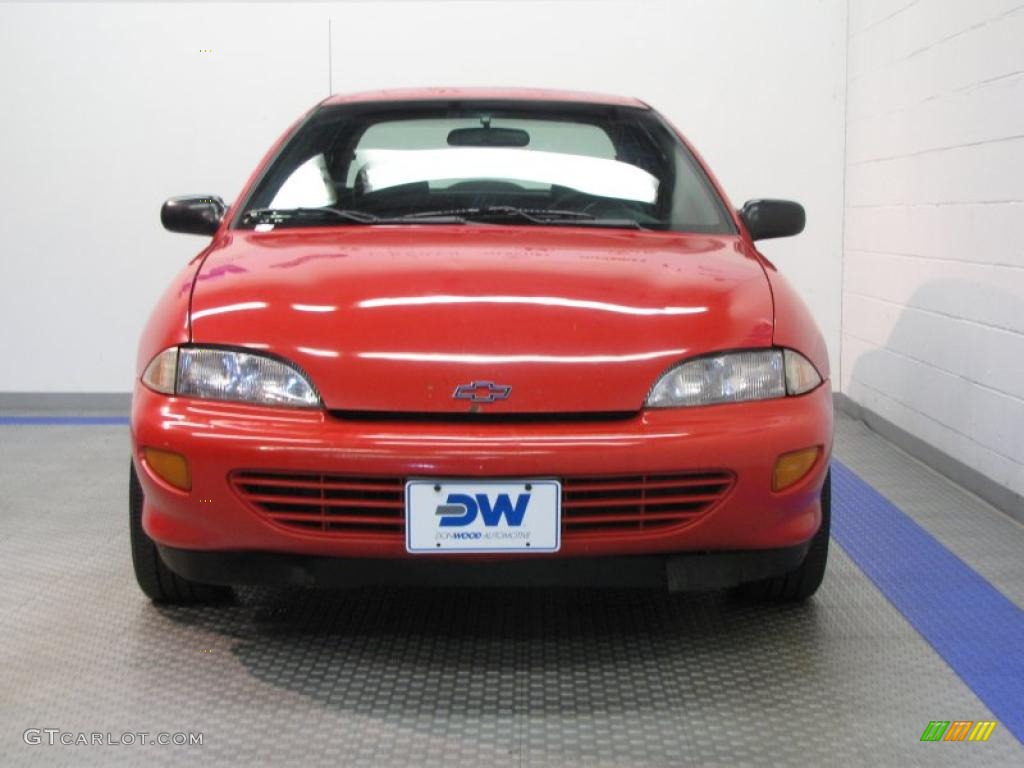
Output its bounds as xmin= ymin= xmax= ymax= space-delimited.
xmin=158 ymin=544 xmax=812 ymax=592
xmin=131 ymin=381 xmax=832 ymax=560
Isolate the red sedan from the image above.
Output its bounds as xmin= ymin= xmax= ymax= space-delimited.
xmin=131 ymin=88 xmax=832 ymax=604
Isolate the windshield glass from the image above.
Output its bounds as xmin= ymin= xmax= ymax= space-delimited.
xmin=236 ymin=101 xmax=736 ymax=233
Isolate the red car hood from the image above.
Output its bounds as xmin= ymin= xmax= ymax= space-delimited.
xmin=190 ymin=226 xmax=773 ymax=413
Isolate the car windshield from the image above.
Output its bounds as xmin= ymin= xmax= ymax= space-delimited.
xmin=236 ymin=101 xmax=736 ymax=234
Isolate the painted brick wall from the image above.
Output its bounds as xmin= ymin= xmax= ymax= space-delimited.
xmin=842 ymin=0 xmax=1024 ymax=499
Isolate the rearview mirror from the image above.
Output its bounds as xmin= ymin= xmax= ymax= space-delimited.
xmin=739 ymin=199 xmax=805 ymax=241
xmin=447 ymin=127 xmax=530 ymax=147
xmin=161 ymin=195 xmax=227 ymax=236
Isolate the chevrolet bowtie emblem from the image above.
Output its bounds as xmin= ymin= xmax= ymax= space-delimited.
xmin=453 ymin=380 xmax=512 ymax=404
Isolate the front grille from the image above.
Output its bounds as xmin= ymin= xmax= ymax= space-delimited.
xmin=231 ymin=471 xmax=404 ymax=534
xmin=329 ymin=410 xmax=637 ymax=424
xmin=561 ymin=472 xmax=734 ymax=532
xmin=231 ymin=470 xmax=734 ymax=537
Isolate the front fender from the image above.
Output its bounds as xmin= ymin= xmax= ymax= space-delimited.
xmin=761 ymin=261 xmax=830 ymax=381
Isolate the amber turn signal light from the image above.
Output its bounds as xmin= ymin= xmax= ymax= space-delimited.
xmin=772 ymin=446 xmax=820 ymax=491
xmin=143 ymin=447 xmax=191 ymax=491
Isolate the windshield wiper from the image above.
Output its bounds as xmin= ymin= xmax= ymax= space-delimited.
xmin=242 ymin=207 xmax=383 ymax=226
xmin=399 ymin=206 xmax=645 ymax=229
xmin=401 ymin=206 xmax=591 ymax=223
xmin=242 ymin=207 xmax=471 ymax=226
xmin=243 ymin=205 xmax=645 ymax=229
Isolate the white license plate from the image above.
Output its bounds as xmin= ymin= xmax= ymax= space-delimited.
xmin=405 ymin=479 xmax=561 ymax=553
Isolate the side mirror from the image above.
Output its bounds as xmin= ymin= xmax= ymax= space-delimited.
xmin=161 ymin=195 xmax=227 ymax=236
xmin=739 ymin=199 xmax=805 ymax=241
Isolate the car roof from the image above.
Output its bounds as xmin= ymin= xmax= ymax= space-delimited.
xmin=321 ymin=87 xmax=649 ymax=109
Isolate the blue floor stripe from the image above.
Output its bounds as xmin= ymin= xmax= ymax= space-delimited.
xmin=832 ymin=460 xmax=1024 ymax=744
xmin=0 ymin=416 xmax=129 ymax=426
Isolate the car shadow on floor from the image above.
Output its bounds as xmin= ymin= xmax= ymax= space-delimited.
xmin=157 ymin=585 xmax=827 ymax=720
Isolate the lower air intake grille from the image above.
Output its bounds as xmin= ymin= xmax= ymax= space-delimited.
xmin=560 ymin=472 xmax=734 ymax=531
xmin=231 ymin=471 xmax=404 ymax=534
xmin=231 ymin=470 xmax=734 ymax=536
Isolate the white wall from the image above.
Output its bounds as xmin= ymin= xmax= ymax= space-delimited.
xmin=842 ymin=0 xmax=1024 ymax=497
xmin=0 ymin=2 xmax=328 ymax=392
xmin=0 ymin=0 xmax=847 ymax=393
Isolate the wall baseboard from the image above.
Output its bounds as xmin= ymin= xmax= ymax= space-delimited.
xmin=0 ymin=392 xmax=131 ymax=414
xmin=834 ymin=392 xmax=1023 ymax=524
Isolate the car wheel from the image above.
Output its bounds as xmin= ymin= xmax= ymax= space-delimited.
xmin=129 ymin=462 xmax=232 ymax=605
xmin=739 ymin=469 xmax=831 ymax=603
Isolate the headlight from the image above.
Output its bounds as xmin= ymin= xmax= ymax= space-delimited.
xmin=141 ymin=347 xmax=178 ymax=394
xmin=142 ymin=347 xmax=319 ymax=407
xmin=646 ymin=348 xmax=821 ymax=408
xmin=783 ymin=348 xmax=822 ymax=395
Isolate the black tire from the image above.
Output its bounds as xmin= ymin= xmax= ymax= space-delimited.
xmin=739 ymin=469 xmax=831 ymax=603
xmin=129 ymin=462 xmax=232 ymax=604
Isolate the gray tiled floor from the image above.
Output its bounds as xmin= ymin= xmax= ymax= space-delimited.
xmin=835 ymin=413 xmax=1024 ymax=610
xmin=0 ymin=416 xmax=1021 ymax=766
